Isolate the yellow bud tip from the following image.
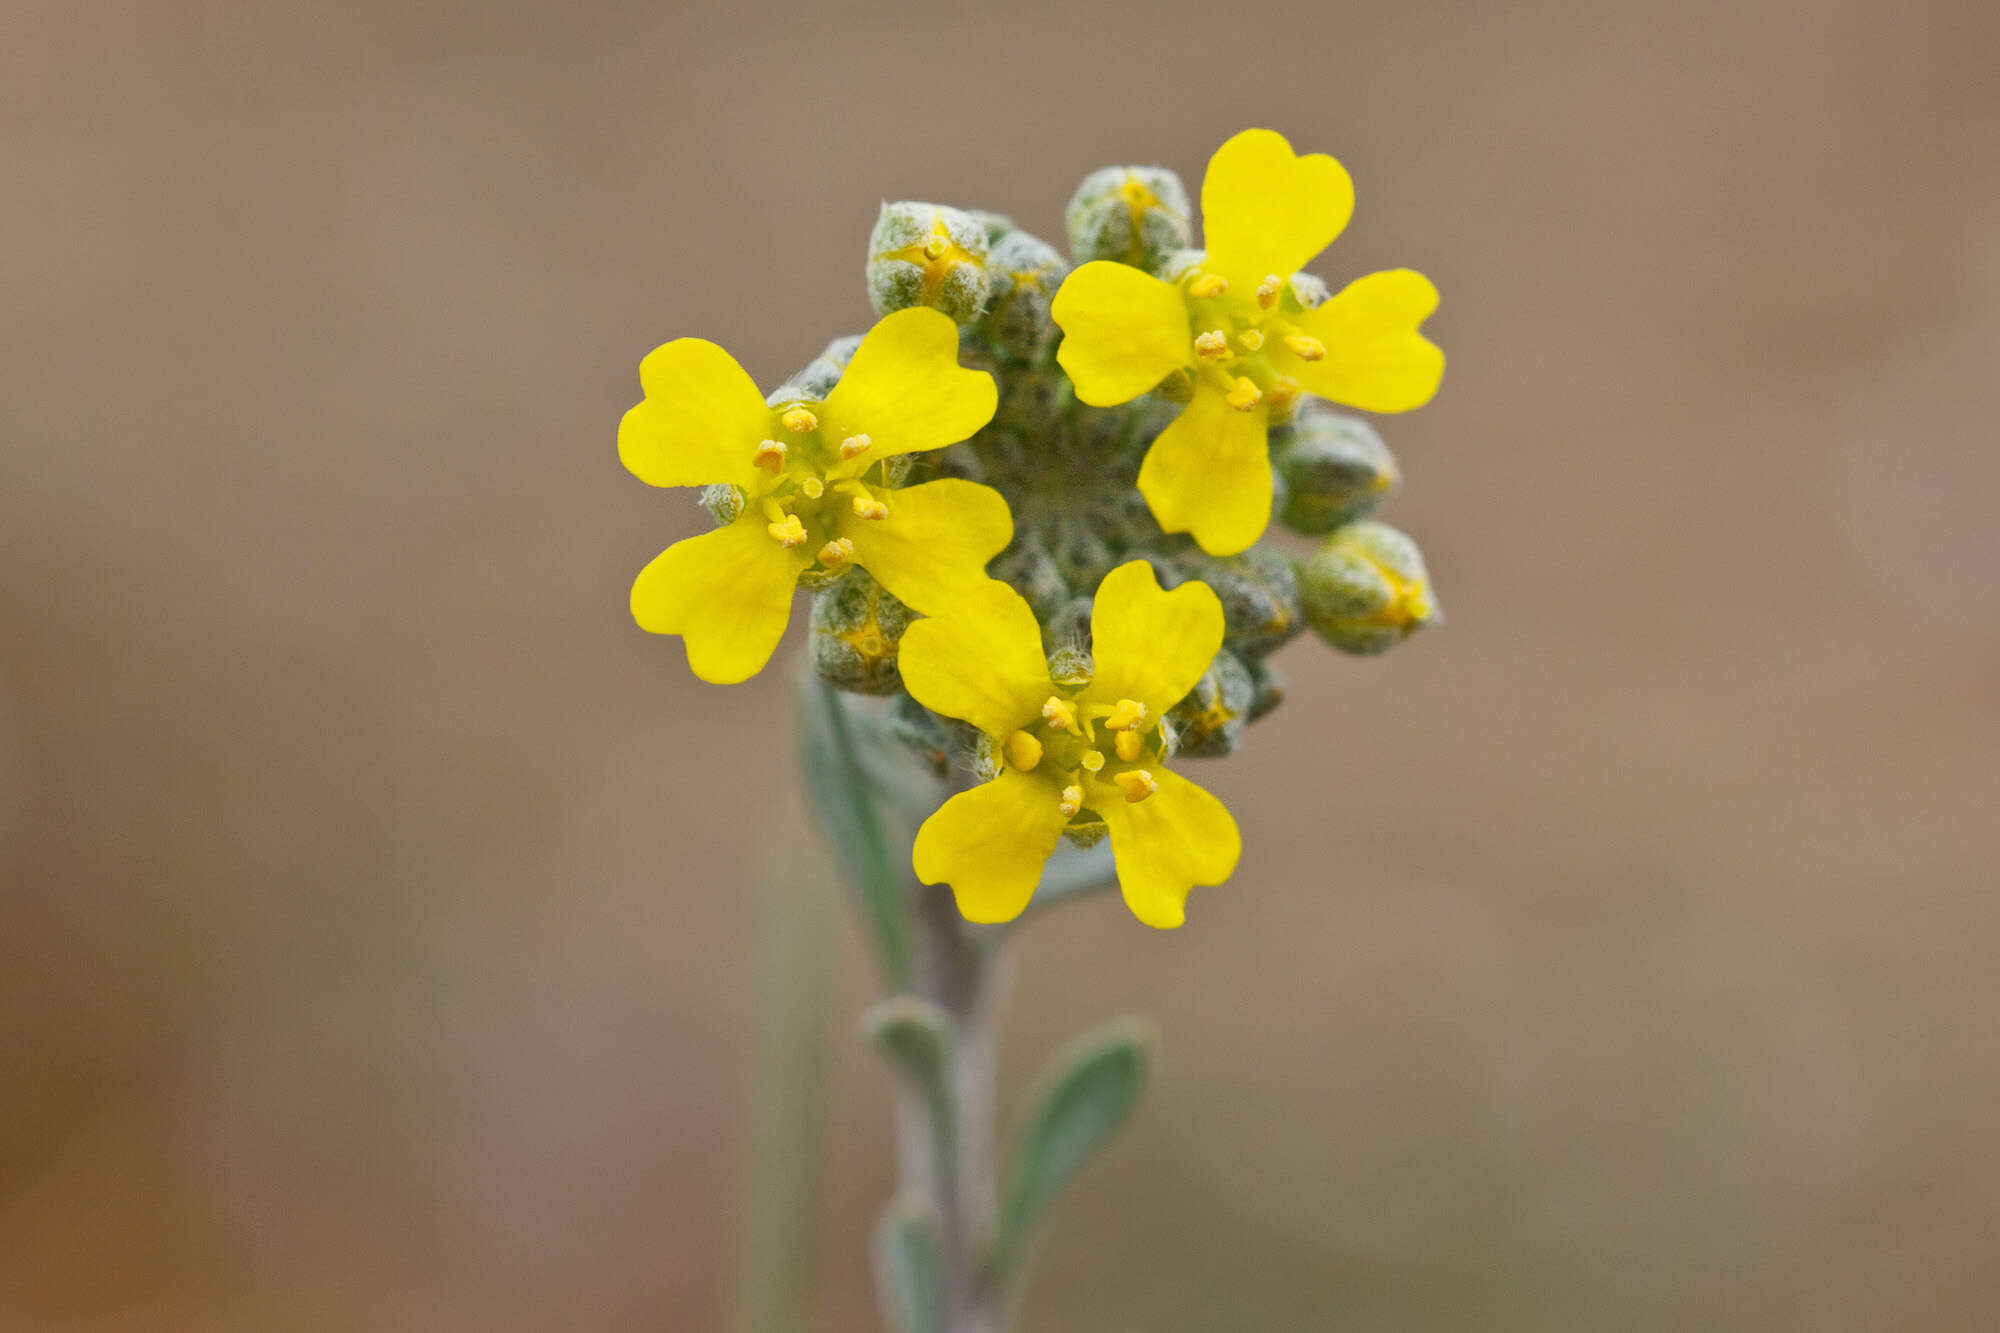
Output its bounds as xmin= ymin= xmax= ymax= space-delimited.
xmin=1283 ymin=333 xmax=1326 ymax=362
xmin=1104 ymin=698 xmax=1148 ymax=731
xmin=1002 ymin=729 xmax=1044 ymax=772
xmin=781 ymin=405 xmax=818 ymax=434
xmin=1256 ymin=274 xmax=1283 ymax=309
xmin=1058 ymin=784 xmax=1084 ymax=819
xmin=839 ymin=433 xmax=872 ymax=460
xmin=800 ymin=475 xmax=825 ymax=499
xmin=1193 ymin=329 xmax=1228 ymax=359
xmin=923 ymin=234 xmax=949 ymax=261
xmin=767 ymin=514 xmax=808 ymax=548
xmin=1114 ymin=729 xmax=1144 ymax=762
xmin=1114 ymin=769 xmax=1159 ymax=803
xmin=851 ymin=495 xmax=888 ymax=521
xmin=1225 ymin=377 xmax=1262 ymax=412
xmin=752 ymin=440 xmax=787 ymax=472
xmin=817 ymin=536 xmax=854 ymax=566
xmin=1040 ymin=696 xmax=1077 ymax=732
xmin=1188 ymin=272 xmax=1228 ymax=300
xmin=1080 ymin=749 xmax=1106 ymax=772
xmin=1238 ymin=328 xmax=1265 ymax=351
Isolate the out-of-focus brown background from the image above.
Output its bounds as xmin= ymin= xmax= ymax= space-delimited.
xmin=4 ymin=0 xmax=1997 ymax=1328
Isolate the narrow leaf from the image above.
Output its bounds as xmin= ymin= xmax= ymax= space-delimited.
xmin=872 ymin=1193 xmax=946 ymax=1333
xmin=798 ymin=671 xmax=912 ymax=985
xmin=993 ymin=1019 xmax=1154 ymax=1278
xmin=861 ymin=996 xmax=958 ymax=1140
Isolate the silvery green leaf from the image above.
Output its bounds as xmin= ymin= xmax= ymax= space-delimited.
xmin=798 ymin=671 xmax=912 ymax=986
xmin=872 ymin=1193 xmax=946 ymax=1333
xmin=993 ymin=1020 xmax=1153 ymax=1279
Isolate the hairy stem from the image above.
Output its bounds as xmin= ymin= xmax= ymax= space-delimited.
xmin=900 ymin=882 xmax=1010 ymax=1333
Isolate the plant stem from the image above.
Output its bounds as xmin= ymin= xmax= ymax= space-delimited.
xmin=900 ymin=881 xmax=1010 ymax=1333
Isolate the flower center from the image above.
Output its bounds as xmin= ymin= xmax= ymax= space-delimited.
xmin=749 ymin=403 xmax=889 ymax=570
xmin=1003 ymin=692 xmax=1164 ymax=818
xmin=1180 ymin=267 xmax=1324 ymax=420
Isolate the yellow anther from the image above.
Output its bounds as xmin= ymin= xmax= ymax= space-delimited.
xmin=839 ymin=433 xmax=872 ymax=460
xmin=1193 ymin=329 xmax=1228 ymax=359
xmin=1040 ymin=695 xmax=1077 ymax=731
xmin=1003 ymin=730 xmax=1044 ymax=772
xmin=1283 ymin=333 xmax=1326 ymax=361
xmin=817 ymin=536 xmax=854 ymax=566
xmin=1225 ymin=377 xmax=1262 ymax=411
xmin=752 ymin=439 xmax=787 ymax=472
xmin=1265 ymin=376 xmax=1301 ymax=416
xmin=923 ymin=234 xmax=950 ymax=260
xmin=1114 ymin=769 xmax=1159 ymax=803
xmin=1256 ymin=274 xmax=1283 ymax=309
xmin=1080 ymin=749 xmax=1106 ymax=772
xmin=1114 ymin=730 xmax=1144 ymax=762
xmin=1238 ymin=328 xmax=1265 ymax=351
xmin=851 ymin=494 xmax=888 ymax=521
xmin=781 ymin=405 xmax=818 ymax=433
xmin=1187 ymin=272 xmax=1228 ymax=300
xmin=1058 ymin=784 xmax=1084 ymax=818
xmin=801 ymin=475 xmax=825 ymax=499
xmin=767 ymin=513 xmax=807 ymax=548
xmin=1104 ymin=698 xmax=1148 ymax=731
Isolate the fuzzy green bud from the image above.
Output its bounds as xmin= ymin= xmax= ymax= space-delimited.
xmin=887 ymin=692 xmax=958 ymax=779
xmin=979 ymin=230 xmax=1070 ymax=362
xmin=1041 ymin=594 xmax=1095 ymax=658
xmin=1245 ymin=658 xmax=1286 ymax=722
xmin=1164 ymin=545 xmax=1304 ymax=661
xmin=1299 ymin=521 xmax=1440 ymax=655
xmin=1167 ymin=649 xmax=1254 ymax=758
xmin=867 ymin=202 xmax=989 ymax=324
xmin=700 ymin=482 xmax=744 ymax=527
xmin=1066 ymin=166 xmax=1192 ymax=272
xmin=809 ymin=568 xmax=916 ymax=694
xmin=1273 ymin=405 xmax=1400 ymax=536
xmin=989 ymin=531 xmax=1069 ymax=619
xmin=770 ymin=333 xmax=863 ymax=403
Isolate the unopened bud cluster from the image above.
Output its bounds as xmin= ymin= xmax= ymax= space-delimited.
xmin=784 ymin=159 xmax=1441 ymax=768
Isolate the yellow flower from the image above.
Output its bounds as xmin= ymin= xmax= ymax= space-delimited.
xmin=901 ymin=562 xmax=1242 ymax=928
xmin=620 ymin=307 xmax=1006 ymax=683
xmin=1050 ymin=128 xmax=1444 ymax=557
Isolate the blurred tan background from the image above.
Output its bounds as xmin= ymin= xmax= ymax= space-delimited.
xmin=4 ymin=0 xmax=1998 ymax=1328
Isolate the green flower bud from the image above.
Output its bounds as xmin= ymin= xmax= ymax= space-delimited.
xmin=809 ymin=567 xmax=916 ymax=695
xmin=887 ymin=692 xmax=960 ymax=779
xmin=769 ymin=332 xmax=863 ymax=402
xmin=1167 ymin=649 xmax=1254 ymax=758
xmin=1045 ymin=644 xmax=1092 ymax=690
xmin=1246 ymin=658 xmax=1286 ymax=723
xmin=1044 ymin=518 xmax=1116 ymax=592
xmin=1299 ymin=521 xmax=1440 ymax=655
xmin=1163 ymin=545 xmax=1304 ymax=660
xmin=701 ymin=482 xmax=744 ymax=527
xmin=979 ymin=230 xmax=1070 ymax=362
xmin=1061 ymin=816 xmax=1109 ymax=850
xmin=867 ymin=202 xmax=989 ymax=324
xmin=990 ymin=530 xmax=1069 ymax=618
xmin=1273 ymin=404 xmax=1400 ymax=535
xmin=1065 ymin=166 xmax=1191 ymax=271
xmin=969 ymin=209 xmax=1017 ymax=247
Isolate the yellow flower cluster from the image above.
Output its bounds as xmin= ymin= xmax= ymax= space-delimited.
xmin=617 ymin=130 xmax=1445 ymax=927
